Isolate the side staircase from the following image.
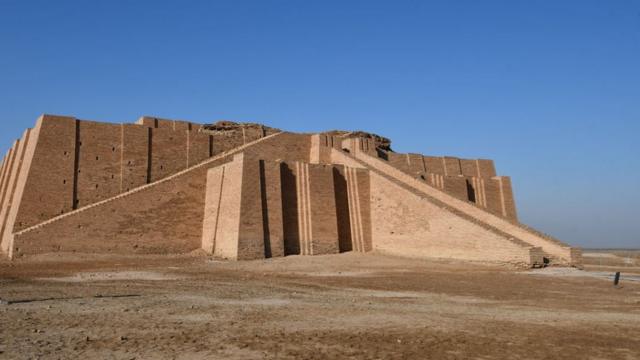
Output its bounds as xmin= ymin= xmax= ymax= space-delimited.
xmin=333 ymin=140 xmax=582 ymax=267
xmin=7 ymin=132 xmax=284 ymax=258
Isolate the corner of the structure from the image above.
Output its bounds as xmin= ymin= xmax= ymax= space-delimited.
xmin=38 ymin=114 xmax=77 ymax=125
xmin=136 ymin=116 xmax=157 ymax=128
xmin=309 ymin=134 xmax=321 ymax=164
xmin=6 ymin=233 xmax=15 ymax=260
xmin=339 ymin=138 xmax=354 ymax=154
xmin=309 ymin=133 xmax=338 ymax=164
xmin=0 ymin=118 xmax=45 ymax=260
xmin=569 ymin=247 xmax=584 ymax=269
xmin=233 ymin=152 xmax=245 ymax=164
xmin=200 ymin=153 xmax=247 ymax=260
xmin=492 ymin=175 xmax=518 ymax=222
xmin=529 ymin=246 xmax=545 ymax=268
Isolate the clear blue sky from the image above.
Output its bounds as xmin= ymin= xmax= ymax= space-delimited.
xmin=1 ymin=0 xmax=639 ymax=248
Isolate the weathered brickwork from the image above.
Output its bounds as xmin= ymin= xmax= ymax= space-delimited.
xmin=121 ymin=124 xmax=149 ymax=192
xmin=76 ymin=121 xmax=122 ymax=207
xmin=260 ymin=159 xmax=285 ymax=258
xmin=200 ymin=155 xmax=360 ymax=260
xmin=5 ymin=116 xmax=265 ymax=234
xmin=0 ymin=133 xmax=29 ymax=254
xmin=0 ymin=114 xmax=581 ymax=268
xmin=332 ymin=139 xmax=580 ymax=266
xmin=302 ymin=162 xmax=340 ymax=255
xmin=371 ymin=148 xmax=514 ymax=221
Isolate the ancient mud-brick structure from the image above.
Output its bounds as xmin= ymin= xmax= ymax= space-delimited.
xmin=0 ymin=115 xmax=582 ymax=267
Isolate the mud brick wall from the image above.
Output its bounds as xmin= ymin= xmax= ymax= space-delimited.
xmin=484 ymin=178 xmax=505 ymax=217
xmin=202 ymin=160 xmax=241 ymax=256
xmin=7 ymin=115 xmax=260 ymax=235
xmin=351 ymin=137 xmax=377 ymax=156
xmin=13 ymin=117 xmax=76 ymax=231
xmin=343 ymin=166 xmax=372 ymax=253
xmin=243 ymin=126 xmax=266 ymax=143
xmin=477 ymin=159 xmax=497 ymax=178
xmin=397 ymin=153 xmax=497 ymax=179
xmin=76 ymin=121 xmax=122 ymax=207
xmin=310 ymin=134 xmax=341 ymax=164
xmin=247 ymin=132 xmax=313 ymax=257
xmin=149 ymin=127 xmax=188 ymax=181
xmin=0 ymin=149 xmax=11 ymax=192
xmin=260 ymin=159 xmax=284 ymax=258
xmin=292 ymin=162 xmax=313 ymax=255
xmin=211 ymin=132 xmax=244 ymax=154
xmin=13 ymin=152 xmax=226 ymax=256
xmin=281 ymin=162 xmax=301 ymax=255
xmin=467 ymin=175 xmax=518 ymax=221
xmin=202 ymin=154 xmax=264 ymax=260
xmin=244 ymin=132 xmax=311 ymax=163
xmin=0 ymin=129 xmax=35 ymax=255
xmin=344 ymin=148 xmax=577 ymax=265
xmin=0 ymin=131 xmax=32 ymax=254
xmin=136 ymin=116 xmax=195 ymax=131
xmin=202 ymin=155 xmax=356 ymax=260
xmin=374 ymin=147 xmax=510 ymax=218
xmin=331 ymin=148 xmax=536 ymax=265
xmin=423 ymin=156 xmax=445 ymax=174
xmin=332 ymin=166 xmax=353 ymax=252
xmin=283 ymin=162 xmax=341 ymax=256
xmin=121 ymin=124 xmax=149 ymax=192
xmin=0 ymin=158 xmax=5 ymax=184
xmin=340 ymin=137 xmax=377 ymax=156
xmin=1 ymin=114 xmax=568 ymax=266
xmin=0 ymin=142 xmax=19 ymax=245
xmin=387 ymin=152 xmax=411 ymax=174
xmin=497 ymin=176 xmax=517 ymax=221
xmin=443 ymin=157 xmax=462 ymax=176
xmin=315 ymin=138 xmax=372 ymax=254
xmin=443 ymin=176 xmax=468 ymax=201
xmin=188 ymin=131 xmax=212 ymax=166
xmin=368 ymin=171 xmax=536 ymax=265
xmin=459 ymin=159 xmax=478 ymax=177
xmin=428 ymin=173 xmax=445 ymax=189
xmin=406 ymin=154 xmax=426 ymax=175
xmin=306 ymin=163 xmax=340 ymax=255
xmin=236 ymin=155 xmax=267 ymax=260
xmin=12 ymin=132 xmax=296 ymax=257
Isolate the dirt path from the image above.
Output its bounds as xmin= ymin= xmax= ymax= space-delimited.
xmin=1 ymin=253 xmax=639 ymax=359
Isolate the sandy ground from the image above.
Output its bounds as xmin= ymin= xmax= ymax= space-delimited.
xmin=1 ymin=252 xmax=639 ymax=360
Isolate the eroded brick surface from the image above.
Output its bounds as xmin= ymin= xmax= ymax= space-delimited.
xmin=0 ymin=116 xmax=580 ymax=267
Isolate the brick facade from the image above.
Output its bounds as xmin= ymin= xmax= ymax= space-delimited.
xmin=0 ymin=115 xmax=581 ymax=267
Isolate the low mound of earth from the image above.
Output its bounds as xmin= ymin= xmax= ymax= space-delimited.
xmin=1 ymin=252 xmax=639 ymax=359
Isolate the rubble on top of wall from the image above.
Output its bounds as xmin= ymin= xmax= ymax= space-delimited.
xmin=322 ymin=130 xmax=392 ymax=151
xmin=200 ymin=121 xmax=280 ymax=136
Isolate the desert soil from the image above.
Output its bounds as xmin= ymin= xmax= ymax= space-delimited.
xmin=1 ymin=252 xmax=639 ymax=360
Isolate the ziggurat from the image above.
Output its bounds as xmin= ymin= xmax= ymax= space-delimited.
xmin=0 ymin=115 xmax=582 ymax=267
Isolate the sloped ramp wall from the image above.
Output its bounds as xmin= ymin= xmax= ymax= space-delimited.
xmin=12 ymin=155 xmax=224 ymax=256
xmin=331 ymin=149 xmax=541 ymax=267
xmin=334 ymin=141 xmax=581 ymax=266
xmin=368 ymin=147 xmax=517 ymax=221
xmin=369 ymin=170 xmax=540 ymax=265
xmin=7 ymin=115 xmax=266 ymax=237
xmin=9 ymin=132 xmax=315 ymax=258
